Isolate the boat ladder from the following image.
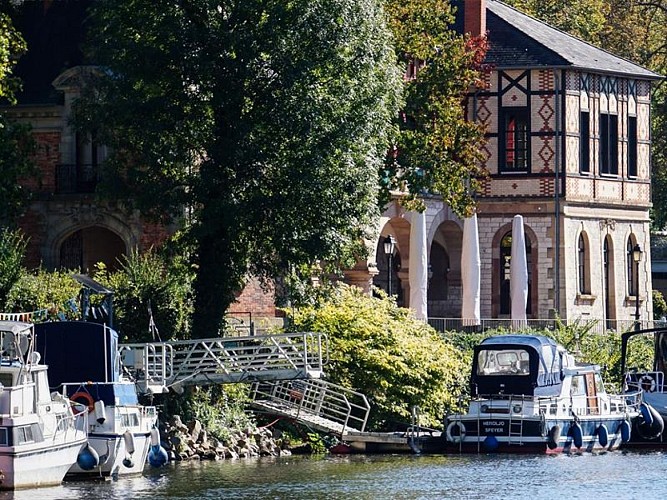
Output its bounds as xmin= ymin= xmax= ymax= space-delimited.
xmin=508 ymin=404 xmax=524 ymax=445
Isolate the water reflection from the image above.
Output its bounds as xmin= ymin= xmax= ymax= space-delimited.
xmin=0 ymin=451 xmax=665 ymax=499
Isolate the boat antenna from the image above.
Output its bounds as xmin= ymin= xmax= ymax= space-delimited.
xmin=148 ymin=300 xmax=161 ymax=342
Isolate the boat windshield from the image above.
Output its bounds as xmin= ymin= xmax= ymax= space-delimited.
xmin=477 ymin=348 xmax=530 ymax=376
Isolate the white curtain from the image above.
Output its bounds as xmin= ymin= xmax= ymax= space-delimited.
xmin=510 ymin=214 xmax=528 ymax=329
xmin=461 ymin=214 xmax=481 ymax=326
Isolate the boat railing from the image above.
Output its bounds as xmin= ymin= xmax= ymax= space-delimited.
xmin=476 ymin=392 xmax=640 ymax=418
xmin=53 ymin=409 xmax=87 ymax=442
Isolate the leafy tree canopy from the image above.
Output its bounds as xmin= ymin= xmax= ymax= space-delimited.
xmin=503 ymin=0 xmax=608 ymax=44
xmin=383 ymin=0 xmax=488 ymax=215
xmin=0 ymin=11 xmax=35 ymax=226
xmin=0 ymin=12 xmax=25 ymax=103
xmin=75 ymin=0 xmax=403 ymax=338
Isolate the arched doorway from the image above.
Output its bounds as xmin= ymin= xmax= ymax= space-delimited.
xmin=59 ymin=226 xmax=126 ymax=272
xmin=374 ymin=237 xmax=403 ymax=305
xmin=499 ymin=230 xmax=532 ymax=316
xmin=427 ymin=221 xmax=462 ymax=317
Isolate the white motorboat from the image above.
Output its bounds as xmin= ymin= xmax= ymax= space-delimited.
xmin=35 ymin=321 xmax=165 ymax=479
xmin=0 ymin=321 xmax=88 ymax=489
xmin=444 ymin=334 xmax=641 ymax=453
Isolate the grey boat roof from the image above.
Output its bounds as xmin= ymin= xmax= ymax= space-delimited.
xmin=485 ymin=0 xmax=662 ymax=80
xmin=0 ymin=321 xmax=33 ymax=335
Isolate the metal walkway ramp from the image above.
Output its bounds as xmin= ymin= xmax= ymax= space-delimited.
xmin=120 ymin=332 xmax=328 ymax=394
xmin=250 ymin=378 xmax=370 ymax=435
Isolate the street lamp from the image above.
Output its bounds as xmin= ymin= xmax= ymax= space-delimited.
xmin=383 ymin=235 xmax=396 ymax=295
xmin=633 ymin=244 xmax=643 ymax=331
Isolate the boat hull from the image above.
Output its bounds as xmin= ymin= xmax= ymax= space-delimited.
xmin=444 ymin=415 xmax=628 ymax=454
xmin=0 ymin=438 xmax=86 ymax=489
xmin=67 ymin=430 xmax=152 ymax=479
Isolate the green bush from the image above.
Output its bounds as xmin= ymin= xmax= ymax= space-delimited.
xmin=285 ymin=284 xmax=468 ymax=430
xmin=653 ymin=289 xmax=667 ymax=319
xmin=4 ymin=267 xmax=80 ymax=320
xmin=93 ymin=248 xmax=193 ymax=342
xmin=161 ymin=384 xmax=254 ymax=442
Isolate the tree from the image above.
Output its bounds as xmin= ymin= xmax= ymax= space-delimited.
xmin=0 ymin=11 xmax=36 ymax=226
xmin=383 ymin=0 xmax=488 ymax=215
xmin=74 ymin=0 xmax=403 ymax=338
xmin=0 ymin=12 xmax=25 ymax=101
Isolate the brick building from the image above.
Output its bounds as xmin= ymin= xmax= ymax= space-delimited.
xmin=3 ymin=1 xmax=662 ymax=327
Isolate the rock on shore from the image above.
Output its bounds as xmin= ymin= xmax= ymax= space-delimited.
xmin=160 ymin=415 xmax=293 ymax=461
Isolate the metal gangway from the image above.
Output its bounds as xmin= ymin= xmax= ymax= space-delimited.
xmin=249 ymin=378 xmax=371 ymax=436
xmin=119 ymin=332 xmax=328 ymax=394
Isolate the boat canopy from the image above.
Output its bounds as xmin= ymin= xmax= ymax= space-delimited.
xmin=471 ymin=335 xmax=572 ymax=397
xmin=34 ymin=321 xmax=120 ymax=388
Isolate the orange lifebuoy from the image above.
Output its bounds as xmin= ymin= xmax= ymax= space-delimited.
xmin=71 ymin=391 xmax=95 ymax=415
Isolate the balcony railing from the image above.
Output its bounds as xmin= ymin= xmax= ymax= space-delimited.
xmin=55 ymin=164 xmax=99 ymax=194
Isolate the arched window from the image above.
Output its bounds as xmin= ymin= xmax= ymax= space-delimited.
xmin=577 ymin=233 xmax=588 ymax=294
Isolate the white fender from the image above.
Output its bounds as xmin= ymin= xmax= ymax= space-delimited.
xmin=150 ymin=427 xmax=161 ymax=447
xmin=123 ymin=429 xmax=136 ymax=455
xmin=94 ymin=399 xmax=106 ymax=424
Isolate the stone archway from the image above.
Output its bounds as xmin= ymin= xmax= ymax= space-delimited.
xmin=59 ymin=226 xmax=127 ymax=272
xmin=428 ymin=220 xmax=463 ymax=317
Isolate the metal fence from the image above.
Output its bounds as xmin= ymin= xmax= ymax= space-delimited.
xmin=426 ymin=317 xmax=665 ymax=335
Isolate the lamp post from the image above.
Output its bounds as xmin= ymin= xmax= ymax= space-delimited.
xmin=633 ymin=244 xmax=643 ymax=331
xmin=383 ymin=235 xmax=396 ymax=296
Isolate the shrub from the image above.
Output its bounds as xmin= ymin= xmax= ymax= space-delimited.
xmin=4 ymin=267 xmax=80 ymax=320
xmin=285 ymin=284 xmax=468 ymax=430
xmin=93 ymin=248 xmax=193 ymax=342
xmin=653 ymin=289 xmax=667 ymax=319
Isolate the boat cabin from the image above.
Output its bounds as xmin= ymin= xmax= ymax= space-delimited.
xmin=471 ymin=335 xmax=575 ymax=397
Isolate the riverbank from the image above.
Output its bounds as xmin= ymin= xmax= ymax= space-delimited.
xmin=159 ymin=414 xmax=295 ymax=461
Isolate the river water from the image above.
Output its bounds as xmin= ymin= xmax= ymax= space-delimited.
xmin=1 ymin=450 xmax=666 ymax=499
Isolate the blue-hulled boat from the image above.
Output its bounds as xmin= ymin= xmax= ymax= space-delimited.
xmin=35 ymin=321 xmax=161 ymax=479
xmin=444 ymin=335 xmax=640 ymax=453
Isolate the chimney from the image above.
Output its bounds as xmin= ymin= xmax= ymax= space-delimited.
xmin=463 ymin=0 xmax=486 ymax=37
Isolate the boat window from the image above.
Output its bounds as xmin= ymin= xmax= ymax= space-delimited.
xmin=477 ymin=349 xmax=530 ymax=376
xmin=15 ymin=426 xmax=34 ymax=444
xmin=0 ymin=428 xmax=7 ymax=446
xmin=570 ymin=375 xmax=586 ymax=396
xmin=594 ymin=373 xmax=604 ymax=393
xmin=121 ymin=413 xmax=140 ymax=427
xmin=0 ymin=373 xmax=13 ymax=387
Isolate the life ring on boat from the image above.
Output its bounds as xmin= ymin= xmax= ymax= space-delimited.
xmin=71 ymin=391 xmax=95 ymax=415
xmin=640 ymin=375 xmax=657 ymax=393
xmin=446 ymin=421 xmax=466 ymax=443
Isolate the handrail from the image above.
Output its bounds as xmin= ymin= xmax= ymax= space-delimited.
xmin=251 ymin=378 xmax=370 ymax=434
xmin=121 ymin=332 xmax=328 ymax=392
